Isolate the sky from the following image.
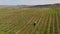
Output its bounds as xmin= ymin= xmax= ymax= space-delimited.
xmin=0 ymin=0 xmax=60 ymax=5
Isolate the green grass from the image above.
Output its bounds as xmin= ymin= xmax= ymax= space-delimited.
xmin=0 ymin=31 xmax=10 ymax=34
xmin=0 ymin=7 xmax=60 ymax=34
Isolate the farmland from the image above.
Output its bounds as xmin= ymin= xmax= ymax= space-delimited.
xmin=0 ymin=7 xmax=60 ymax=34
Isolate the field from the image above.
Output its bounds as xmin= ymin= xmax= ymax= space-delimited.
xmin=0 ymin=7 xmax=60 ymax=34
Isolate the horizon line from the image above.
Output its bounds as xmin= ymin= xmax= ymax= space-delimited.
xmin=0 ymin=3 xmax=60 ymax=5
